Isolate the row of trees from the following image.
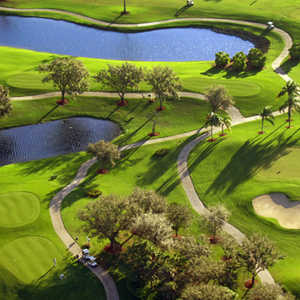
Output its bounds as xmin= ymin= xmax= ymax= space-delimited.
xmin=38 ymin=57 xmax=182 ymax=111
xmin=215 ymin=48 xmax=266 ymax=72
xmin=78 ymin=188 xmax=293 ymax=299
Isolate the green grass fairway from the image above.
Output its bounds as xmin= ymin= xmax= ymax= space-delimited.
xmin=0 ymin=192 xmax=40 ymax=228
xmin=188 ymin=113 xmax=300 ymax=296
xmin=0 ymin=236 xmax=60 ymax=283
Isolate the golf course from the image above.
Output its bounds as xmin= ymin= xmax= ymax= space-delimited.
xmin=0 ymin=0 xmax=300 ymax=299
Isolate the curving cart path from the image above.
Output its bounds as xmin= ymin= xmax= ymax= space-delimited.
xmin=0 ymin=6 xmax=296 ymax=297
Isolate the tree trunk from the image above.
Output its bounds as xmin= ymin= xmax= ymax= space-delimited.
xmin=288 ymin=104 xmax=291 ymax=127
xmin=261 ymin=117 xmax=264 ymax=132
xmin=121 ymin=233 xmax=134 ymax=247
xmin=159 ymin=98 xmax=163 ymax=110
xmin=251 ymin=274 xmax=256 ymax=287
xmin=211 ymin=125 xmax=213 ymax=140
xmin=222 ymin=124 xmax=224 ymax=135
xmin=61 ymin=89 xmax=65 ymax=102
xmin=123 ymin=0 xmax=127 ymax=14
xmin=120 ymin=93 xmax=125 ymax=104
xmin=152 ymin=119 xmax=156 ymax=135
xmin=110 ymin=238 xmax=121 ymax=253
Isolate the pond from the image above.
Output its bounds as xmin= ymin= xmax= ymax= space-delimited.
xmin=0 ymin=15 xmax=254 ymax=61
xmin=0 ymin=117 xmax=120 ymax=166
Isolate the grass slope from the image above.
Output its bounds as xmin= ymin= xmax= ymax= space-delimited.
xmin=188 ymin=113 xmax=300 ymax=296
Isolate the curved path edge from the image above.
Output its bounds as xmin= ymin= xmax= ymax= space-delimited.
xmin=3 ymin=7 xmax=294 ymax=295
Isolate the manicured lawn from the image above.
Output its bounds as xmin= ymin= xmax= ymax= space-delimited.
xmin=188 ymin=113 xmax=300 ymax=296
xmin=0 ymin=19 xmax=287 ymax=117
xmin=0 ymin=96 xmax=211 ymax=145
xmin=0 ymin=152 xmax=108 ymax=300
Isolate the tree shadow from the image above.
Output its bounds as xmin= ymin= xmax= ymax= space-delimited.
xmin=175 ymin=5 xmax=190 ymax=17
xmin=105 ymin=105 xmax=120 ymax=119
xmin=206 ymin=125 xmax=300 ymax=195
xmin=18 ymin=152 xmax=91 ymax=188
xmin=37 ymin=104 xmax=60 ymax=123
xmin=280 ymin=59 xmax=300 ymax=74
xmin=17 ymin=259 xmax=106 ymax=300
xmin=200 ymin=66 xmax=221 ymax=76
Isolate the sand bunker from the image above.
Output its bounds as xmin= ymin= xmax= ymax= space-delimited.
xmin=253 ymin=193 xmax=300 ymax=229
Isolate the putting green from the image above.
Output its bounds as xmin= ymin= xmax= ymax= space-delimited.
xmin=7 ymin=73 xmax=53 ymax=90
xmin=0 ymin=192 xmax=40 ymax=228
xmin=182 ymin=77 xmax=262 ymax=97
xmin=0 ymin=236 xmax=60 ymax=283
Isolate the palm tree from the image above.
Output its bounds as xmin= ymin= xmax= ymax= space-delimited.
xmin=204 ymin=112 xmax=222 ymax=142
xmin=219 ymin=114 xmax=232 ymax=136
xmin=259 ymin=106 xmax=274 ymax=134
xmin=206 ymin=85 xmax=234 ymax=113
xmin=278 ymin=81 xmax=300 ymax=128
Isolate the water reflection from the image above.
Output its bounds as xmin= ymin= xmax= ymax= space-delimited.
xmin=0 ymin=16 xmax=254 ymax=61
xmin=0 ymin=117 xmax=120 ymax=166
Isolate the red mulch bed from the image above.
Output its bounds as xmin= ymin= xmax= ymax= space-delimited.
xmin=219 ymin=133 xmax=227 ymax=137
xmin=156 ymin=106 xmax=166 ymax=111
xmin=258 ymin=131 xmax=264 ymax=135
xmin=56 ymin=99 xmax=68 ymax=105
xmin=148 ymin=132 xmax=160 ymax=137
xmin=209 ymin=236 xmax=219 ymax=244
xmin=97 ymin=169 xmax=109 ymax=174
xmin=244 ymin=279 xmax=257 ymax=289
xmin=207 ymin=138 xmax=217 ymax=142
xmin=117 ymin=100 xmax=128 ymax=106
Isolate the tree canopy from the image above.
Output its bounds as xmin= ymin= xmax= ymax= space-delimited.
xmin=38 ymin=56 xmax=89 ymax=101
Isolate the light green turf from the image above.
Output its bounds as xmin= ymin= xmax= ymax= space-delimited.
xmin=0 ymin=236 xmax=60 ymax=283
xmin=0 ymin=19 xmax=288 ymax=117
xmin=0 ymin=192 xmax=40 ymax=228
xmin=0 ymin=152 xmax=108 ymax=300
xmin=188 ymin=113 xmax=300 ymax=296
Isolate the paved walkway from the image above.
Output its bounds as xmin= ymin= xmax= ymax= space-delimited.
xmin=1 ymin=6 xmax=295 ymax=296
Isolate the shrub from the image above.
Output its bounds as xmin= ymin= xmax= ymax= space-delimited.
xmin=247 ymin=48 xmax=266 ymax=70
xmin=215 ymin=51 xmax=230 ymax=69
xmin=289 ymin=43 xmax=300 ymax=61
xmin=87 ymin=189 xmax=102 ymax=198
xmin=231 ymin=51 xmax=247 ymax=72
xmin=153 ymin=148 xmax=170 ymax=158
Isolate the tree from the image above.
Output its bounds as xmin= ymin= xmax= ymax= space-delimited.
xmin=0 ymin=85 xmax=12 ymax=118
xmin=203 ymin=205 xmax=230 ymax=243
xmin=246 ymin=283 xmax=295 ymax=300
xmin=239 ymin=234 xmax=281 ymax=288
xmin=215 ymin=51 xmax=230 ymax=69
xmin=166 ymin=203 xmax=191 ymax=236
xmin=87 ymin=140 xmax=120 ymax=171
xmin=132 ymin=212 xmax=174 ymax=248
xmin=181 ymin=283 xmax=236 ymax=300
xmin=38 ymin=56 xmax=89 ymax=103
xmin=289 ymin=43 xmax=300 ymax=61
xmin=78 ymin=195 xmax=133 ymax=252
xmin=206 ymin=85 xmax=234 ymax=113
xmin=259 ymin=106 xmax=274 ymax=134
xmin=231 ymin=51 xmax=247 ymax=72
xmin=145 ymin=66 xmax=182 ymax=111
xmin=278 ymin=80 xmax=300 ymax=128
xmin=247 ymin=48 xmax=266 ymax=70
xmin=204 ymin=112 xmax=222 ymax=142
xmin=94 ymin=63 xmax=144 ymax=106
xmin=219 ymin=114 xmax=232 ymax=137
xmin=128 ymin=188 xmax=167 ymax=215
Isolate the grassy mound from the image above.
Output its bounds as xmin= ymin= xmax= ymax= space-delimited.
xmin=0 ymin=236 xmax=60 ymax=283
xmin=0 ymin=192 xmax=40 ymax=228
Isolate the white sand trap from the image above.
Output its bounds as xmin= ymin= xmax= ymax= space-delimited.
xmin=253 ymin=193 xmax=300 ymax=229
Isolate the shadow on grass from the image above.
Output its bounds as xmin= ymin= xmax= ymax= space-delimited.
xmin=175 ymin=5 xmax=190 ymax=17
xmin=37 ymin=104 xmax=60 ymax=123
xmin=280 ymin=59 xmax=300 ymax=74
xmin=18 ymin=152 xmax=90 ymax=187
xmin=206 ymin=124 xmax=300 ymax=195
xmin=18 ymin=260 xmax=106 ymax=300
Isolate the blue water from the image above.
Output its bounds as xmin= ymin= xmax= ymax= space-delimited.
xmin=0 ymin=117 xmax=120 ymax=166
xmin=0 ymin=15 xmax=254 ymax=61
